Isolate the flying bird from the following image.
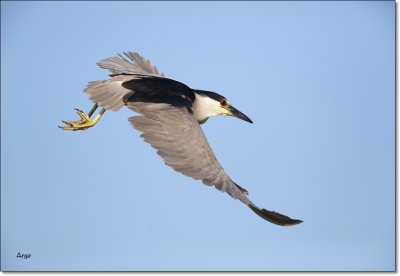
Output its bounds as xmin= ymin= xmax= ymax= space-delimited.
xmin=59 ymin=52 xmax=302 ymax=226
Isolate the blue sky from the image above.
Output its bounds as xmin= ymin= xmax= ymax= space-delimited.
xmin=1 ymin=1 xmax=394 ymax=271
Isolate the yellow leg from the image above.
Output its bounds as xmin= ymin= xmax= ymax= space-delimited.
xmin=61 ymin=103 xmax=99 ymax=125
xmin=59 ymin=104 xmax=106 ymax=131
xmin=87 ymin=103 xmax=99 ymax=117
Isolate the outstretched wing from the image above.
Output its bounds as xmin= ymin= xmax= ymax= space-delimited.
xmin=97 ymin=51 xmax=164 ymax=77
xmin=127 ymin=102 xmax=303 ymax=226
xmin=128 ymin=103 xmax=248 ymax=203
xmin=83 ymin=52 xmax=168 ymax=111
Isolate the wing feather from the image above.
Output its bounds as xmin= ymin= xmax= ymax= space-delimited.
xmin=125 ymin=95 xmax=302 ymax=226
xmin=127 ymin=103 xmax=303 ymax=225
xmin=83 ymin=52 xmax=168 ymax=111
xmin=97 ymin=51 xmax=164 ymax=77
xmin=128 ymin=103 xmax=251 ymax=204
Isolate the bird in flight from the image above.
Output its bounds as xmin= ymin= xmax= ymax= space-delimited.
xmin=59 ymin=52 xmax=302 ymax=226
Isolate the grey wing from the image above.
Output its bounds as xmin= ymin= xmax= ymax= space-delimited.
xmin=128 ymin=103 xmax=251 ymax=204
xmin=83 ymin=52 xmax=165 ymax=111
xmin=127 ymin=102 xmax=303 ymax=226
xmin=96 ymin=51 xmax=164 ymax=77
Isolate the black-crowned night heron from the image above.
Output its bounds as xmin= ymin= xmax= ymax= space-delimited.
xmin=59 ymin=52 xmax=302 ymax=226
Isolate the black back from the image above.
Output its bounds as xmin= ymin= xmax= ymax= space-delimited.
xmin=122 ymin=76 xmax=195 ymax=111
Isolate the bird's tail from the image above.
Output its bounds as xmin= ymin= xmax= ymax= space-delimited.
xmin=83 ymin=75 xmax=134 ymax=111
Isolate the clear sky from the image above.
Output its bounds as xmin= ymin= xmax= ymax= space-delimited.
xmin=1 ymin=1 xmax=394 ymax=271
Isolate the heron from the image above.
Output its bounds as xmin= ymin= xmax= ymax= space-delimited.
xmin=59 ymin=52 xmax=302 ymax=226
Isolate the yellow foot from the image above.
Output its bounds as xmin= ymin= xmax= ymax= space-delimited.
xmin=59 ymin=108 xmax=96 ymax=131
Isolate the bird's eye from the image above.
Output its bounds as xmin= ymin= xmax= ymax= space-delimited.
xmin=220 ymin=99 xmax=227 ymax=107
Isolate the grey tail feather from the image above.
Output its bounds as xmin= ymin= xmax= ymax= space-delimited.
xmin=248 ymin=204 xmax=303 ymax=226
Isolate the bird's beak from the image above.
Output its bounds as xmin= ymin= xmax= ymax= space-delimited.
xmin=227 ymin=105 xmax=253 ymax=123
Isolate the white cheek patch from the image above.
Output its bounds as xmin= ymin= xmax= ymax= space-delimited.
xmin=193 ymin=94 xmax=226 ymax=121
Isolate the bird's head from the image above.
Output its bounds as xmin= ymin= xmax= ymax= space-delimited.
xmin=193 ymin=90 xmax=253 ymax=124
